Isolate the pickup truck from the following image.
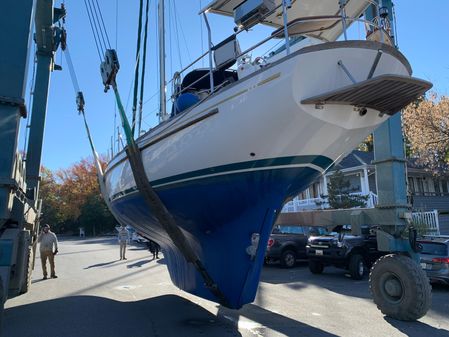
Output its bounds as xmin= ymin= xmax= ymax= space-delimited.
xmin=265 ymin=225 xmax=327 ymax=268
xmin=306 ymin=225 xmax=384 ymax=279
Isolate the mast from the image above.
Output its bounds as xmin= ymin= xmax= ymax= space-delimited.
xmin=158 ymin=0 xmax=167 ymax=122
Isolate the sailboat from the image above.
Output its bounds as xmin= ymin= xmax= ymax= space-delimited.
xmin=101 ymin=0 xmax=431 ymax=309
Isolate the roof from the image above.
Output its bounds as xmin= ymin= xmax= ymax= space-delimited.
xmin=331 ymin=150 xmax=441 ymax=172
xmin=334 ymin=150 xmax=373 ymax=170
xmin=201 ymin=0 xmax=371 ymax=42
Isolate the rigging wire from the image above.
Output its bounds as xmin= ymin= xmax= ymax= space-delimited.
xmin=172 ymin=0 xmax=183 ymax=70
xmin=168 ymin=0 xmax=173 ymax=81
xmin=138 ymin=0 xmax=151 ymax=135
xmin=132 ymin=0 xmax=145 ymax=137
xmin=174 ymin=2 xmax=192 ymax=64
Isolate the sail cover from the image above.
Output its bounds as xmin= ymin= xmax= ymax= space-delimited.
xmin=201 ymin=0 xmax=372 ymax=41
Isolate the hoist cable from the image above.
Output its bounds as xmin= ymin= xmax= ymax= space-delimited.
xmin=83 ymin=0 xmax=103 ymax=60
xmin=94 ymin=0 xmax=112 ymax=49
xmin=88 ymin=0 xmax=108 ymax=53
xmin=138 ymin=0 xmax=151 ymax=135
xmin=132 ymin=0 xmax=145 ymax=137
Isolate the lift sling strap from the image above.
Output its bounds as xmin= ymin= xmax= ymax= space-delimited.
xmin=111 ymin=78 xmax=229 ymax=307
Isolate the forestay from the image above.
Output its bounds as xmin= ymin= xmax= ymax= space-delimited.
xmin=201 ymin=0 xmax=372 ymax=41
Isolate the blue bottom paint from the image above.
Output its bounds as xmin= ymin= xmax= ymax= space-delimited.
xmin=110 ymin=167 xmax=321 ymax=308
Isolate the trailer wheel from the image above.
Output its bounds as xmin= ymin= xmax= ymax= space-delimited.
xmin=349 ymin=254 xmax=365 ymax=280
xmin=369 ymin=254 xmax=431 ymax=321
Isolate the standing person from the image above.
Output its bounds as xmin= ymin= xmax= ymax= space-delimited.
xmin=149 ymin=240 xmax=160 ymax=259
xmin=38 ymin=224 xmax=58 ymax=280
xmin=117 ymin=225 xmax=130 ymax=260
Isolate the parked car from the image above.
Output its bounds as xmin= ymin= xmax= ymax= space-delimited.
xmin=265 ymin=225 xmax=327 ymax=268
xmin=306 ymin=225 xmax=385 ymax=279
xmin=418 ymin=236 xmax=449 ymax=285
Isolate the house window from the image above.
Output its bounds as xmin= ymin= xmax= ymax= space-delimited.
xmin=416 ymin=178 xmax=424 ymax=195
xmin=442 ymin=180 xmax=448 ymax=194
xmin=434 ymin=180 xmax=441 ymax=195
xmin=408 ymin=177 xmax=415 ymax=194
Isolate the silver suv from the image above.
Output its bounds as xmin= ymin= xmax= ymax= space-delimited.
xmin=419 ymin=236 xmax=449 ymax=285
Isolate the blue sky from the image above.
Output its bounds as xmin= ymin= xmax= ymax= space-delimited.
xmin=21 ymin=0 xmax=449 ymax=171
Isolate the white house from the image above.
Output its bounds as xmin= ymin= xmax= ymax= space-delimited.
xmin=283 ymin=151 xmax=449 ymax=234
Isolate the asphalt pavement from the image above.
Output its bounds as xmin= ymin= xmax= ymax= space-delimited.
xmin=3 ymin=237 xmax=449 ymax=337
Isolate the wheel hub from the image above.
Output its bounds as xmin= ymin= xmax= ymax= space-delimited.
xmin=358 ymin=262 xmax=364 ymax=275
xmin=384 ymin=278 xmax=402 ymax=298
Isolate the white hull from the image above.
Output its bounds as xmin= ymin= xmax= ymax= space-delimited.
xmin=105 ymin=41 xmax=409 ymax=197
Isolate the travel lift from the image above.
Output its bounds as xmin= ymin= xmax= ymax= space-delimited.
xmin=0 ymin=0 xmax=431 ymax=325
xmin=277 ymin=0 xmax=432 ymax=322
xmin=0 ymin=0 xmax=66 ymax=326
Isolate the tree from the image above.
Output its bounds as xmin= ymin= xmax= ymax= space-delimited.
xmin=39 ymin=167 xmax=66 ymax=231
xmin=357 ymin=134 xmax=374 ymax=152
xmin=39 ymin=157 xmax=117 ymax=235
xmin=402 ymin=93 xmax=449 ymax=174
xmin=319 ymin=170 xmax=368 ymax=209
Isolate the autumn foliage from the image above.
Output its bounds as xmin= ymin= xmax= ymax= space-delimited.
xmin=39 ymin=157 xmax=117 ymax=235
xmin=402 ymin=93 xmax=449 ymax=174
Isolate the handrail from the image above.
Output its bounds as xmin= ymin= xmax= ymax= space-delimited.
xmin=166 ymin=8 xmax=387 ymax=107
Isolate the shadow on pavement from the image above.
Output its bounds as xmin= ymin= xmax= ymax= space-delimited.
xmin=156 ymin=257 xmax=166 ymax=265
xmin=218 ymin=303 xmax=339 ymax=337
xmin=3 ymin=295 xmax=242 ymax=337
xmin=428 ymin=283 xmax=449 ymax=318
xmin=84 ymin=260 xmax=120 ymax=269
xmin=384 ymin=317 xmax=449 ymax=337
xmin=127 ymin=259 xmax=153 ymax=268
xmin=260 ymin=263 xmax=372 ymax=299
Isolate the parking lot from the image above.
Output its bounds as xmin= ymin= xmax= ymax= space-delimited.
xmin=4 ymin=237 xmax=449 ymax=337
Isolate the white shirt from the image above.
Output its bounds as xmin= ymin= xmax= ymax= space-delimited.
xmin=117 ymin=227 xmax=130 ymax=242
xmin=38 ymin=231 xmax=58 ymax=252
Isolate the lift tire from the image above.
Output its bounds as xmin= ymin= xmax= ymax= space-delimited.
xmin=309 ymin=260 xmax=324 ymax=274
xmin=20 ymin=246 xmax=33 ymax=294
xmin=281 ymin=250 xmax=296 ymax=268
xmin=369 ymin=254 xmax=432 ymax=321
xmin=349 ymin=254 xmax=365 ymax=280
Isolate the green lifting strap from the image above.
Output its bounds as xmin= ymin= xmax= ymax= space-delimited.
xmin=111 ymin=84 xmax=229 ymax=307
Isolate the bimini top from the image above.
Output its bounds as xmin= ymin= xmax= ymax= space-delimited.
xmin=201 ymin=0 xmax=372 ymax=42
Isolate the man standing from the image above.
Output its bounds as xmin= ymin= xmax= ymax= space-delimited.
xmin=118 ymin=225 xmax=130 ymax=260
xmin=38 ymin=224 xmax=58 ymax=279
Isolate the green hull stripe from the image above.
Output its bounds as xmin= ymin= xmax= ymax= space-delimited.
xmin=110 ymin=155 xmax=333 ymax=201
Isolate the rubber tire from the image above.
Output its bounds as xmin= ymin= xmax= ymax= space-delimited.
xmin=309 ymin=260 xmax=324 ymax=274
xmin=20 ymin=246 xmax=33 ymax=294
xmin=349 ymin=254 xmax=365 ymax=280
xmin=369 ymin=254 xmax=432 ymax=321
xmin=281 ymin=250 xmax=296 ymax=268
